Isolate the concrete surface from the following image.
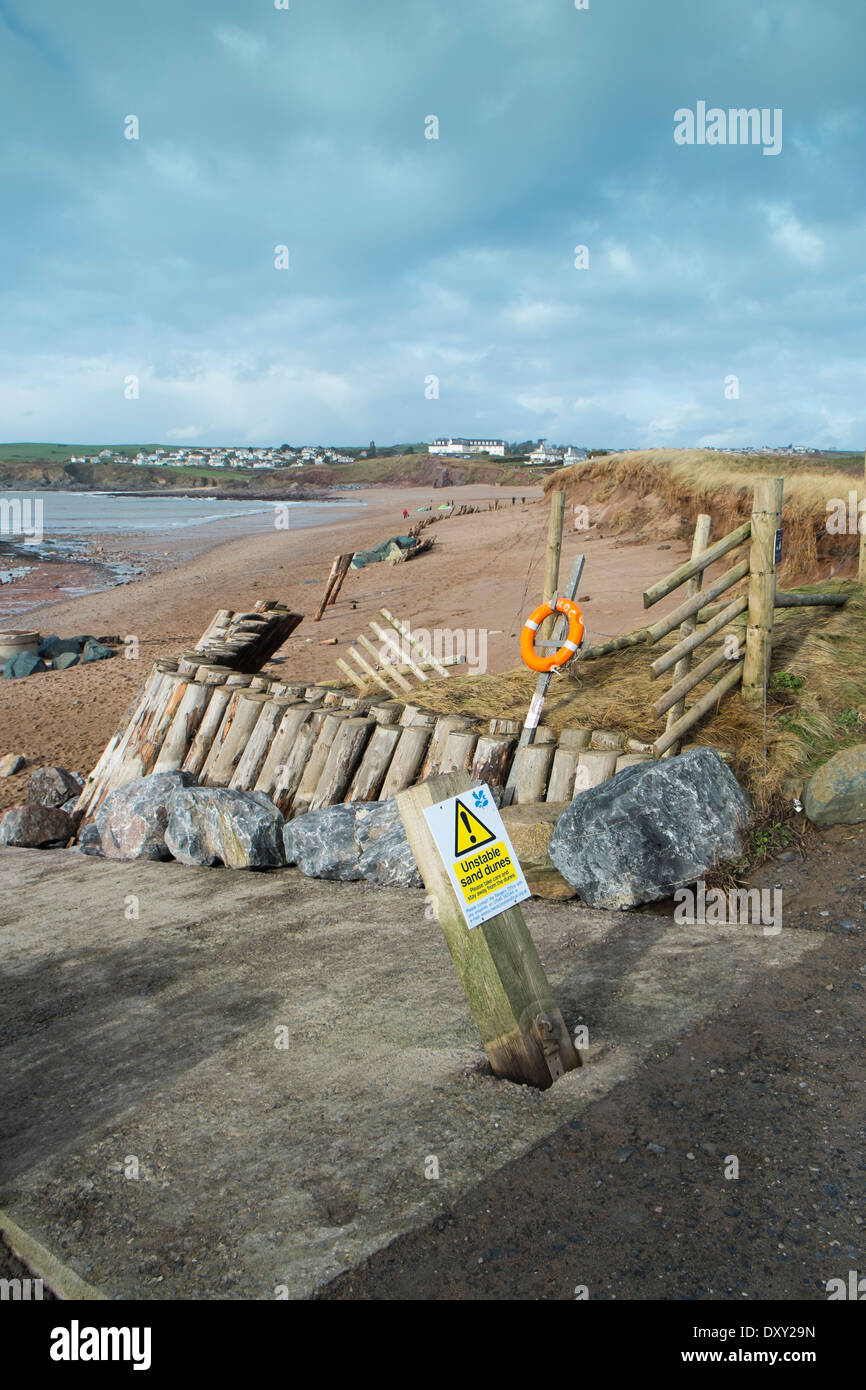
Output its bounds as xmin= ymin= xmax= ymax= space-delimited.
xmin=0 ymin=845 xmax=818 ymax=1299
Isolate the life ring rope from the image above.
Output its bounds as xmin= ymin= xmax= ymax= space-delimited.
xmin=520 ymin=596 xmax=585 ymax=673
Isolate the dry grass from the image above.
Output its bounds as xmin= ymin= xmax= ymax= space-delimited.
xmin=545 ymin=449 xmax=863 ymax=583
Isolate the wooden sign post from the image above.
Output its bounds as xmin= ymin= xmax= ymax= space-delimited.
xmin=397 ymin=771 xmax=580 ymax=1089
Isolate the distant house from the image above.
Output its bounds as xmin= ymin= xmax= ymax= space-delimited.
xmin=428 ymin=437 xmax=506 ymax=457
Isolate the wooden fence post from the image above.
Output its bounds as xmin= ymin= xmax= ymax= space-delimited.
xmin=541 ymin=488 xmax=566 ymax=641
xmin=662 ymin=513 xmax=711 ymax=756
xmin=860 ymin=448 xmax=866 ymax=585
xmin=742 ymin=478 xmax=783 ymax=708
xmin=396 ymin=771 xmax=580 ymax=1089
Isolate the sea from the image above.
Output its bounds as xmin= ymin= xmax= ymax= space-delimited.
xmin=0 ymin=489 xmax=362 ymax=614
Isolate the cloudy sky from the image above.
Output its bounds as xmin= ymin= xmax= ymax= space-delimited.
xmin=0 ymin=0 xmax=863 ymax=448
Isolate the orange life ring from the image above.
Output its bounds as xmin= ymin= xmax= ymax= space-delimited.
xmin=520 ymin=597 xmax=585 ymax=673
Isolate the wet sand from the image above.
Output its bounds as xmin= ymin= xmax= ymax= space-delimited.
xmin=0 ymin=483 xmax=686 ymax=810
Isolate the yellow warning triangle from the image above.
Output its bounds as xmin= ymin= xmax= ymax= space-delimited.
xmin=454 ymin=798 xmax=497 ymax=856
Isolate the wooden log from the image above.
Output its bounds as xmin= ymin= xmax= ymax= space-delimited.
xmin=358 ymin=631 xmax=413 ymax=692
xmin=533 ymin=725 xmax=557 ymax=745
xmin=153 ymin=681 xmax=211 ymax=772
xmin=136 ymin=675 xmax=192 ymax=778
xmin=514 ymin=743 xmax=555 ymax=803
xmin=370 ymin=700 xmax=403 ymax=725
xmin=226 ymin=673 xmax=253 ymax=687
xmin=396 ymin=771 xmax=580 ymax=1088
xmin=254 ymin=704 xmax=313 ymax=796
xmin=650 ymin=594 xmax=748 ymax=678
xmin=74 ymin=662 xmax=169 ymax=819
xmin=642 ymin=519 xmax=751 ymax=608
xmin=547 ymin=748 xmax=578 ymax=802
xmin=229 ymin=697 xmax=293 ymax=790
xmin=574 ymin=750 xmax=618 ymax=792
xmin=646 ymin=557 xmax=750 ymax=644
xmin=579 ymin=627 xmax=651 ymax=661
xmin=291 ymin=712 xmax=352 ymax=816
xmin=379 ymin=725 xmax=432 ymax=798
xmin=315 ymin=553 xmax=352 ymax=621
xmin=336 ymin=658 xmax=366 ymax=690
xmin=652 ymin=660 xmax=745 ymax=757
xmin=489 ymin=718 xmax=520 ymax=736
xmin=327 ymin=552 xmax=354 ymax=607
xmin=203 ymin=691 xmax=270 ymax=785
xmin=470 ymin=735 xmax=515 ymax=786
xmin=347 ymin=724 xmax=403 ymax=801
xmin=177 ymin=651 xmax=203 ymax=676
xmin=421 ymin=715 xmax=471 ymax=778
xmin=401 ymin=707 xmax=436 ymax=728
xmin=199 ymin=688 xmax=254 ymax=784
xmin=663 ymin=512 xmax=712 ymax=755
xmin=270 ymin=714 xmax=326 ymax=815
xmin=182 ymin=686 xmax=234 ymax=776
xmin=93 ymin=668 xmax=186 ymax=806
xmin=742 ymin=478 xmax=783 ymax=709
xmin=541 ymin=488 xmax=565 ymax=641
xmin=653 ymin=641 xmax=733 ymax=718
xmin=309 ymin=718 xmax=374 ymax=810
xmin=774 ymin=591 xmax=849 ymax=608
xmin=439 ymin=729 xmax=479 ymax=775
xmin=194 ymin=664 xmax=233 ymax=685
xmin=557 ymin=726 xmax=591 ymax=750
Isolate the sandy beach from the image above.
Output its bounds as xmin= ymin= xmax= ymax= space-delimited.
xmin=0 ymin=483 xmax=686 ymax=811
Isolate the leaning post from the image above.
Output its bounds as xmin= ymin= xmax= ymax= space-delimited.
xmin=396 ymin=771 xmax=580 ymax=1089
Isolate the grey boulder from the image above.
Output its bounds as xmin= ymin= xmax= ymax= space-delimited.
xmin=93 ymin=771 xmax=196 ymax=860
xmin=3 ymin=651 xmax=47 ymax=678
xmin=27 ymin=765 xmax=84 ymax=808
xmin=0 ymin=803 xmax=75 ymax=847
xmin=284 ymin=797 xmax=421 ymax=887
xmin=165 ymin=785 xmax=285 ymax=869
xmin=548 ymin=748 xmax=752 ymax=909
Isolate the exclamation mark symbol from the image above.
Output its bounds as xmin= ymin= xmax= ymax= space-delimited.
xmin=460 ymin=808 xmax=476 ymax=844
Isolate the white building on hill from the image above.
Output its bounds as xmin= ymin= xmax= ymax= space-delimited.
xmin=428 ymin=437 xmax=506 ymax=457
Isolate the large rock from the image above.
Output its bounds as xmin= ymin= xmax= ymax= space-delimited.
xmin=3 ymin=651 xmax=47 ymax=679
xmin=93 ymin=771 xmax=196 ymax=860
xmin=0 ymin=803 xmax=75 ymax=847
xmin=80 ymin=639 xmax=117 ymax=664
xmin=165 ymin=785 xmax=285 ymax=869
xmin=548 ymin=748 xmax=752 ymax=909
xmin=499 ymin=803 xmax=576 ymax=901
xmin=27 ymin=765 xmax=83 ymax=808
xmin=0 ymin=753 xmax=26 ymax=777
xmin=53 ymin=652 xmax=80 ymax=670
xmin=357 ymin=800 xmax=422 ymax=888
xmin=284 ymin=798 xmax=422 ymax=887
xmin=38 ymin=635 xmax=84 ymax=660
xmin=804 ymin=745 xmax=866 ymax=827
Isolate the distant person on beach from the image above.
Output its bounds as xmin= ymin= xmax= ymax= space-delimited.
xmin=402 ymin=508 xmax=409 ymax=520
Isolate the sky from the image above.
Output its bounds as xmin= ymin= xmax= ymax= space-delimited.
xmin=0 ymin=0 xmax=863 ymax=449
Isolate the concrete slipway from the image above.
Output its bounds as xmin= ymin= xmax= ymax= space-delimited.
xmin=0 ymin=846 xmax=815 ymax=1300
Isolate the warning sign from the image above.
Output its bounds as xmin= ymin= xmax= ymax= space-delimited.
xmin=424 ymin=785 xmax=531 ymax=929
xmin=454 ymin=799 xmax=496 ymax=856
